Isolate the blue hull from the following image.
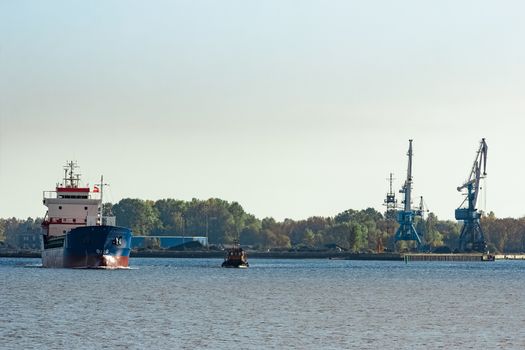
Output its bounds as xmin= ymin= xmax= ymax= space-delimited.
xmin=42 ymin=226 xmax=132 ymax=268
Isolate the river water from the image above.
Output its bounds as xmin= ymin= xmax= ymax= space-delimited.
xmin=1 ymin=257 xmax=524 ymax=349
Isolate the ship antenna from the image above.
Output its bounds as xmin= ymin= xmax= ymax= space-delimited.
xmin=69 ymin=161 xmax=75 ymax=187
xmin=63 ymin=161 xmax=80 ymax=187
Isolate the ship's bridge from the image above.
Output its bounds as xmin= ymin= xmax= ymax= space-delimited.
xmin=43 ymin=187 xmax=100 ymax=201
xmin=56 ymin=187 xmax=90 ymax=199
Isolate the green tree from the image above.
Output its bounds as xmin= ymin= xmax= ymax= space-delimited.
xmin=423 ymin=212 xmax=444 ymax=248
xmin=152 ymin=199 xmax=187 ymax=235
xmin=436 ymin=220 xmax=460 ymax=249
xmin=334 ymin=209 xmax=358 ymax=224
xmin=112 ymin=198 xmax=160 ymax=235
xmin=0 ymin=218 xmax=6 ymax=243
xmin=326 ymin=222 xmax=367 ymax=252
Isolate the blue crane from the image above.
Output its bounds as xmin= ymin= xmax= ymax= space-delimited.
xmin=394 ymin=140 xmax=424 ymax=249
xmin=455 ymin=138 xmax=488 ymax=252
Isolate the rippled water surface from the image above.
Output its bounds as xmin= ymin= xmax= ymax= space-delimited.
xmin=1 ymin=257 xmax=524 ymax=349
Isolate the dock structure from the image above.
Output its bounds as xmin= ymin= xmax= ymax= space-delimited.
xmin=494 ymin=254 xmax=525 ymax=260
xmin=403 ymin=253 xmax=494 ymax=262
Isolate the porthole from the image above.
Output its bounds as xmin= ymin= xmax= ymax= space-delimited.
xmin=84 ymin=206 xmax=88 ymax=210
xmin=59 ymin=206 xmax=62 ymax=210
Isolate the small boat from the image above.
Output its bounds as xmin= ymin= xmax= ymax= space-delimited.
xmin=221 ymin=241 xmax=249 ymax=268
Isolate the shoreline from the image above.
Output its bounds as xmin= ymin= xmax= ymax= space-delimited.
xmin=2 ymin=250 xmax=523 ymax=260
xmin=132 ymin=250 xmax=404 ymax=260
xmin=0 ymin=250 xmax=401 ymax=260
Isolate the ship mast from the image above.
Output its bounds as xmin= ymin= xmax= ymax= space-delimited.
xmin=96 ymin=175 xmax=109 ymax=224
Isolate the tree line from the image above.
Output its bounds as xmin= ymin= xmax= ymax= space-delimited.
xmin=2 ymin=197 xmax=525 ymax=253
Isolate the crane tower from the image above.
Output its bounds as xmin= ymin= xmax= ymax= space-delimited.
xmin=455 ymin=138 xmax=488 ymax=252
xmin=394 ymin=140 xmax=423 ymax=248
xmin=384 ymin=173 xmax=397 ymax=215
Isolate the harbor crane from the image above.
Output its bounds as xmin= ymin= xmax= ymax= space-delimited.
xmin=384 ymin=173 xmax=397 ymax=215
xmin=380 ymin=173 xmax=398 ymax=252
xmin=394 ymin=140 xmax=424 ymax=249
xmin=455 ymin=138 xmax=488 ymax=252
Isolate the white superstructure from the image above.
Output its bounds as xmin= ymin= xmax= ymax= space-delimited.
xmin=42 ymin=161 xmax=101 ymax=237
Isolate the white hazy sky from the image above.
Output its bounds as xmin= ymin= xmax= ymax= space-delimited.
xmin=1 ymin=1 xmax=524 ymax=221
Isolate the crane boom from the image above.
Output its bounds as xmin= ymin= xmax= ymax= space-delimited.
xmin=457 ymin=138 xmax=487 ymax=206
xmin=403 ymin=140 xmax=413 ymax=211
xmin=455 ymin=138 xmax=488 ymax=252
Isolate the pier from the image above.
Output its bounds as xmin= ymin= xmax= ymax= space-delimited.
xmin=494 ymin=254 xmax=525 ymax=260
xmin=402 ymin=253 xmax=494 ymax=262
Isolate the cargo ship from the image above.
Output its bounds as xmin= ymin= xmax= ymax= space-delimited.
xmin=41 ymin=162 xmax=132 ymax=268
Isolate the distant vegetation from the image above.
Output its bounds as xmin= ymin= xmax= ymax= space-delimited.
xmin=1 ymin=198 xmax=524 ymax=253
